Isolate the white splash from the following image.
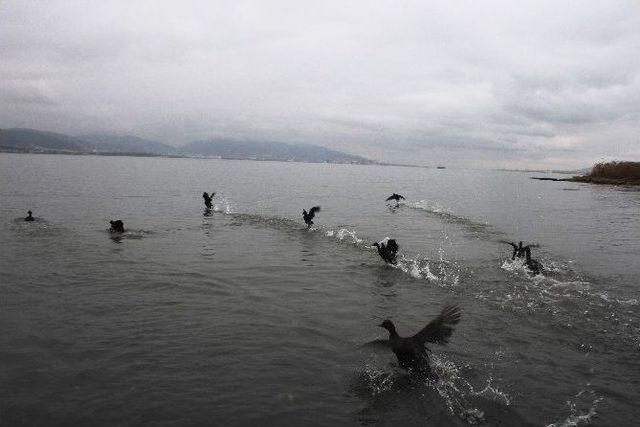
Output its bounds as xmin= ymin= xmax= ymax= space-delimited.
xmin=325 ymin=228 xmax=364 ymax=245
xmin=213 ymin=197 xmax=233 ymax=214
xmin=546 ymin=390 xmax=603 ymax=427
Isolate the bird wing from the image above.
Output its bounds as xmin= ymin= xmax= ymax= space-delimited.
xmin=386 ymin=239 xmax=399 ymax=253
xmin=359 ymin=339 xmax=390 ymax=349
xmin=385 ymin=195 xmax=396 ymax=201
xmin=524 ymin=244 xmax=540 ymax=249
xmin=412 ymin=305 xmax=461 ymax=346
xmin=309 ymin=206 xmax=321 ymax=217
xmin=398 ymin=194 xmax=405 ymax=199
xmin=498 ymin=240 xmax=517 ymax=249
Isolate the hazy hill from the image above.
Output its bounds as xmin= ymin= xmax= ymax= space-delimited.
xmin=0 ymin=127 xmax=373 ymax=164
xmin=181 ymin=139 xmax=372 ymax=164
xmin=80 ymin=133 xmax=176 ymax=155
xmin=0 ymin=128 xmax=90 ymax=152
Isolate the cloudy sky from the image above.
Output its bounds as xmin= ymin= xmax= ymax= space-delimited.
xmin=1 ymin=1 xmax=639 ymax=168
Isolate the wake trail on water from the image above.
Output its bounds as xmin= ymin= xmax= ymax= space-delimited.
xmin=207 ymin=200 xmax=463 ymax=287
xmin=405 ymin=198 xmax=640 ymax=350
xmin=211 ymin=197 xmax=640 ymax=350
xmin=409 ymin=200 xmax=499 ymax=237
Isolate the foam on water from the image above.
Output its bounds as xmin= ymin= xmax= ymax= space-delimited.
xmin=325 ymin=228 xmax=364 ymax=246
xmin=546 ymin=389 xmax=603 ymax=427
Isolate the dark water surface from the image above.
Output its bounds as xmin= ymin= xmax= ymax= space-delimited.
xmin=1 ymin=153 xmax=639 ymax=426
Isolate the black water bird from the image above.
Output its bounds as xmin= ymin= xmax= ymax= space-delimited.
xmin=500 ymin=240 xmax=538 ymax=260
xmin=24 ymin=210 xmax=34 ymax=222
xmin=385 ymin=193 xmax=405 ymax=205
xmin=302 ymin=206 xmax=321 ymax=229
xmin=109 ymin=220 xmax=125 ymax=233
xmin=363 ymin=305 xmax=461 ymax=377
xmin=372 ymin=238 xmax=399 ymax=264
xmin=524 ymin=246 xmax=542 ymax=275
xmin=203 ymin=192 xmax=215 ymax=209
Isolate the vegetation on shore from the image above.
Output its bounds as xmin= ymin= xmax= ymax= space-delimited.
xmin=531 ymin=161 xmax=640 ymax=185
xmin=571 ymin=161 xmax=640 ymax=185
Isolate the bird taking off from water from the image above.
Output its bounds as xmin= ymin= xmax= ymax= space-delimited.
xmin=109 ymin=220 xmax=125 ymax=233
xmin=302 ymin=206 xmax=321 ymax=229
xmin=524 ymin=246 xmax=542 ymax=275
xmin=386 ymin=193 xmax=405 ymax=205
xmin=362 ymin=305 xmax=461 ymax=378
xmin=24 ymin=210 xmax=34 ymax=222
xmin=203 ymin=192 xmax=215 ymax=209
xmin=500 ymin=240 xmax=539 ymax=260
xmin=372 ymin=238 xmax=399 ymax=264
xmin=386 ymin=193 xmax=405 ymax=202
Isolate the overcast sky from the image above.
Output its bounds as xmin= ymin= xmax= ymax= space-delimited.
xmin=1 ymin=1 xmax=639 ymax=168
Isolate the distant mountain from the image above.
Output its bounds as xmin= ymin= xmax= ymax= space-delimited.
xmin=0 ymin=128 xmax=89 ymax=152
xmin=0 ymin=127 xmax=374 ymax=164
xmin=80 ymin=133 xmax=176 ymax=155
xmin=180 ymin=139 xmax=372 ymax=164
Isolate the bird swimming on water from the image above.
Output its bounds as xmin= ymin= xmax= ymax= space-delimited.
xmin=109 ymin=220 xmax=125 ymax=233
xmin=24 ymin=210 xmax=34 ymax=222
xmin=203 ymin=192 xmax=215 ymax=209
xmin=302 ymin=206 xmax=321 ymax=229
xmin=372 ymin=238 xmax=399 ymax=264
xmin=363 ymin=305 xmax=461 ymax=378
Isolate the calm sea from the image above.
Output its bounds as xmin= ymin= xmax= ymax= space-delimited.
xmin=1 ymin=153 xmax=639 ymax=426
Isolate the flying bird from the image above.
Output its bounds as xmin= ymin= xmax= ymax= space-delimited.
xmin=372 ymin=238 xmax=399 ymax=264
xmin=302 ymin=206 xmax=321 ymax=229
xmin=24 ymin=210 xmax=34 ymax=222
xmin=363 ymin=305 xmax=461 ymax=377
xmin=109 ymin=220 xmax=125 ymax=233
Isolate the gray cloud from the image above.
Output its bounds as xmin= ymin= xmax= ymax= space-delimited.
xmin=1 ymin=0 xmax=639 ymax=169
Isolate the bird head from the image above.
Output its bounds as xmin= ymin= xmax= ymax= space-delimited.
xmin=371 ymin=242 xmax=380 ymax=248
xmin=27 ymin=210 xmax=32 ymax=215
xmin=378 ymin=319 xmax=396 ymax=333
xmin=518 ymin=241 xmax=523 ymax=248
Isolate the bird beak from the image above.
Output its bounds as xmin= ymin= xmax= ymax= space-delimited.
xmin=377 ymin=323 xmax=384 ymax=328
